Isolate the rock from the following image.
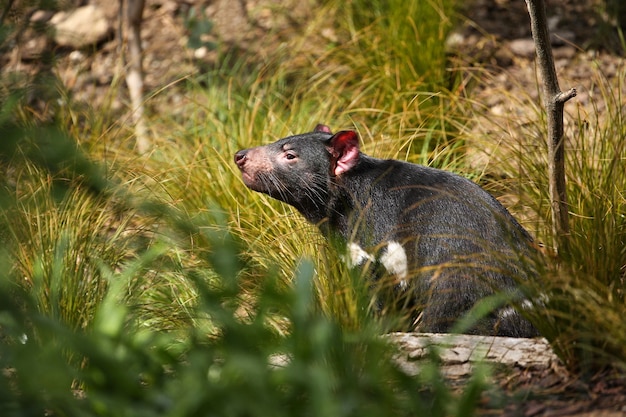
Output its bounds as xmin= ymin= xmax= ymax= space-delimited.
xmin=445 ymin=31 xmax=466 ymax=52
xmin=50 ymin=5 xmax=111 ymax=49
xmin=30 ymin=10 xmax=54 ymax=24
xmin=20 ymin=32 xmax=48 ymax=61
xmin=508 ymin=38 xmax=536 ymax=58
xmin=507 ymin=32 xmax=575 ymax=59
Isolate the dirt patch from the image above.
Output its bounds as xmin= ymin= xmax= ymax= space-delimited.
xmin=449 ymin=0 xmax=625 ymax=172
xmin=3 ymin=0 xmax=324 ymax=117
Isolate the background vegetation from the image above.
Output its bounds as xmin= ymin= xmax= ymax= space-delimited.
xmin=0 ymin=0 xmax=625 ymax=414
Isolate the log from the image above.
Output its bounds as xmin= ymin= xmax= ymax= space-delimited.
xmin=387 ymin=332 xmax=560 ymax=379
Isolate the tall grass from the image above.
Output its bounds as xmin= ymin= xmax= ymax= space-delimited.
xmin=1 ymin=163 xmax=127 ymax=331
xmin=543 ymin=70 xmax=625 ymax=373
xmin=143 ymin=0 xmax=463 ymax=332
xmin=1 ymin=80 xmax=487 ymax=417
xmin=321 ymin=0 xmax=459 ymax=153
xmin=458 ymin=62 xmax=626 ymax=372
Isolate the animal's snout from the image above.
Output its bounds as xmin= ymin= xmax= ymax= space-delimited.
xmin=234 ymin=150 xmax=248 ymax=169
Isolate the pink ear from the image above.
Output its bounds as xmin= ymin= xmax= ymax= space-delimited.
xmin=329 ymin=131 xmax=360 ymax=176
xmin=314 ymin=124 xmax=332 ymax=133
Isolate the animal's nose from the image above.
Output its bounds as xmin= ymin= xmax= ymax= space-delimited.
xmin=234 ymin=150 xmax=248 ymax=168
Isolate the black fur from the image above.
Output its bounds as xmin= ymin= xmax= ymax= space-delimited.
xmin=235 ymin=126 xmax=539 ymax=337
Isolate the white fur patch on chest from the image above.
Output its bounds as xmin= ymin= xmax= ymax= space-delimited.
xmin=347 ymin=242 xmax=375 ymax=267
xmin=346 ymin=241 xmax=409 ymax=289
xmin=379 ymin=241 xmax=409 ymax=289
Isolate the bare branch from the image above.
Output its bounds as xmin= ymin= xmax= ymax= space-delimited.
xmin=555 ymin=88 xmax=577 ymax=104
xmin=123 ymin=0 xmax=150 ymax=154
xmin=524 ymin=0 xmax=576 ymax=255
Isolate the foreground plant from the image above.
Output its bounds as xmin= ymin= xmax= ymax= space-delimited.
xmin=0 ymin=176 xmax=490 ymax=417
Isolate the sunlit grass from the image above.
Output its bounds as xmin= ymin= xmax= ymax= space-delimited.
xmin=1 ymin=162 xmax=134 ymax=331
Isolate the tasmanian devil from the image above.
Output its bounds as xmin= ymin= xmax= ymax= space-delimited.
xmin=234 ymin=124 xmax=539 ymax=337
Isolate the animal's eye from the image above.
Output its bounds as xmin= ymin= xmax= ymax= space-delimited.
xmin=285 ymin=151 xmax=297 ymax=160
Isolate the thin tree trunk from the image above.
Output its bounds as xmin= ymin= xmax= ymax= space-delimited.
xmin=524 ymin=0 xmax=576 ymax=255
xmin=124 ymin=0 xmax=149 ymax=154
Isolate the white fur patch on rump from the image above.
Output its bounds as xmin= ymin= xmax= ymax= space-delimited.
xmin=380 ymin=241 xmax=408 ymax=289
